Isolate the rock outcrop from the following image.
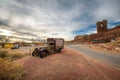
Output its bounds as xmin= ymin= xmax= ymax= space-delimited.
xmin=74 ymin=20 xmax=120 ymax=43
xmin=96 ymin=20 xmax=108 ymax=33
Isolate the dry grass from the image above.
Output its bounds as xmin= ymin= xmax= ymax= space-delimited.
xmin=0 ymin=49 xmax=27 ymax=80
xmin=0 ymin=58 xmax=25 ymax=80
xmin=0 ymin=50 xmax=8 ymax=58
xmin=0 ymin=49 xmax=28 ymax=61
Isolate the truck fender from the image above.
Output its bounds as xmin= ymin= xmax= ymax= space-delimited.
xmin=39 ymin=49 xmax=49 ymax=58
xmin=39 ymin=49 xmax=49 ymax=53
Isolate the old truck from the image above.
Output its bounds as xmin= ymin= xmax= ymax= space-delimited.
xmin=32 ymin=38 xmax=64 ymax=58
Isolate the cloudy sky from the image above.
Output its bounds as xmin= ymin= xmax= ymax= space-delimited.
xmin=0 ymin=0 xmax=120 ymax=41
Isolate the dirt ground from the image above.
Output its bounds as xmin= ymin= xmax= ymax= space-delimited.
xmin=89 ymin=42 xmax=120 ymax=54
xmin=16 ymin=47 xmax=120 ymax=80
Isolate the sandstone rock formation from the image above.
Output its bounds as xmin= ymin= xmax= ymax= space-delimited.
xmin=96 ymin=20 xmax=108 ymax=33
xmin=74 ymin=20 xmax=120 ymax=43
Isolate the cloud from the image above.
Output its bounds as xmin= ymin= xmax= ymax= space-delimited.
xmin=93 ymin=0 xmax=120 ymax=20
xmin=0 ymin=19 xmax=10 ymax=27
xmin=0 ymin=0 xmax=120 ymax=41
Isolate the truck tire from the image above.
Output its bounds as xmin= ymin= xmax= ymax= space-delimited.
xmin=58 ymin=48 xmax=62 ymax=53
xmin=39 ymin=50 xmax=47 ymax=58
xmin=32 ymin=48 xmax=39 ymax=56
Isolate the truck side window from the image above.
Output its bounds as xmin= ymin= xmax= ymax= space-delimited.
xmin=49 ymin=43 xmax=54 ymax=50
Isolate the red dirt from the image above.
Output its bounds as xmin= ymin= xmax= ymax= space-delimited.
xmin=89 ymin=43 xmax=120 ymax=53
xmin=17 ymin=48 xmax=120 ymax=80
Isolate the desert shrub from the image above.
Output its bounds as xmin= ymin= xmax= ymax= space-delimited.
xmin=0 ymin=50 xmax=8 ymax=58
xmin=5 ymin=53 xmax=28 ymax=61
xmin=113 ymin=42 xmax=120 ymax=47
xmin=10 ymin=53 xmax=24 ymax=60
xmin=0 ymin=49 xmax=27 ymax=60
xmin=0 ymin=58 xmax=25 ymax=80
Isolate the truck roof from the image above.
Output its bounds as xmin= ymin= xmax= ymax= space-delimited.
xmin=47 ymin=38 xmax=64 ymax=43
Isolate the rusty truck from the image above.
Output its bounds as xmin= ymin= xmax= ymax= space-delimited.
xmin=32 ymin=38 xmax=64 ymax=58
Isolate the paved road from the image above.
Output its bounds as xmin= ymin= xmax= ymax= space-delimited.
xmin=67 ymin=44 xmax=120 ymax=69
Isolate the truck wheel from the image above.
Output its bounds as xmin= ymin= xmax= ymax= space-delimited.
xmin=32 ymin=52 xmax=35 ymax=56
xmin=40 ymin=51 xmax=47 ymax=58
xmin=58 ymin=48 xmax=62 ymax=53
